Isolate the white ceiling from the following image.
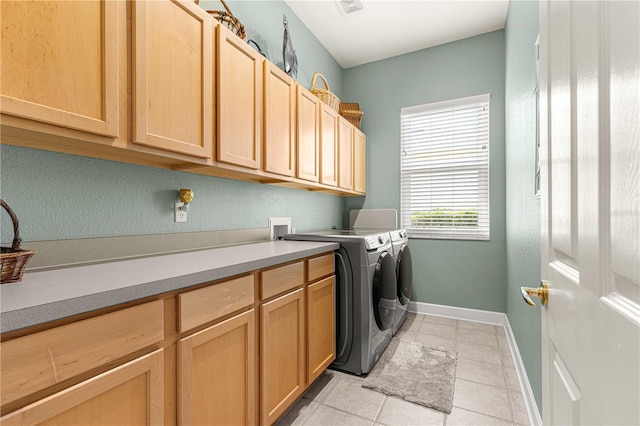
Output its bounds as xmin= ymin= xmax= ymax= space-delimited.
xmin=284 ymin=0 xmax=510 ymax=68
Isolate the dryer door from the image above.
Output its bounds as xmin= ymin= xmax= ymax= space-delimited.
xmin=372 ymin=251 xmax=397 ymax=331
xmin=396 ymin=243 xmax=413 ymax=305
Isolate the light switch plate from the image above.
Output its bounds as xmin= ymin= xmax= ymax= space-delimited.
xmin=269 ymin=217 xmax=291 ymax=240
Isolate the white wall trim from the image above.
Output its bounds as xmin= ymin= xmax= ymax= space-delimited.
xmin=409 ymin=301 xmax=542 ymax=425
xmin=408 ymin=300 xmax=507 ymax=325
xmin=503 ymin=315 xmax=544 ymax=426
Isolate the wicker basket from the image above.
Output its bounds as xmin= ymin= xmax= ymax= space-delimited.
xmin=310 ymin=73 xmax=340 ymax=113
xmin=195 ymin=0 xmax=246 ymax=40
xmin=339 ymin=102 xmax=364 ymax=129
xmin=1 ymin=199 xmax=35 ymax=284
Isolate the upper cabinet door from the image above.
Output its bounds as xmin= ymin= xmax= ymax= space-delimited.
xmin=353 ymin=128 xmax=366 ymax=194
xmin=1 ymin=0 xmax=119 ymax=137
xmin=264 ymin=63 xmax=296 ymax=177
xmin=296 ymin=86 xmax=320 ymax=182
xmin=338 ymin=117 xmax=354 ymax=191
xmin=217 ymin=25 xmax=263 ymax=169
xmin=133 ymin=0 xmax=213 ymax=159
xmin=319 ymin=104 xmax=338 ymax=187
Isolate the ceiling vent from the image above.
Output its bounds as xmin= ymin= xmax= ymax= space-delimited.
xmin=337 ymin=0 xmax=365 ymax=15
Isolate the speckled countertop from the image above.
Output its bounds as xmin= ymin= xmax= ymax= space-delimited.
xmin=0 ymin=240 xmax=338 ymax=333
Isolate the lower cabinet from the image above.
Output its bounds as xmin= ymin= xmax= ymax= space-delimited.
xmin=307 ymin=276 xmax=336 ymax=384
xmin=0 ymin=252 xmax=335 ymax=426
xmin=1 ymin=350 xmax=164 ymax=425
xmin=178 ymin=309 xmax=256 ymax=426
xmin=260 ymin=288 xmax=306 ymax=425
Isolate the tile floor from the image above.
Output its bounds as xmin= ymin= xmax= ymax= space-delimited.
xmin=276 ymin=313 xmax=530 ymax=426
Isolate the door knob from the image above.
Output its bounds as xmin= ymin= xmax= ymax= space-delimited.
xmin=521 ymin=281 xmax=549 ymax=307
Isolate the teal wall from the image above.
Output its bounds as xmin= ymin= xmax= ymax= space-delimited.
xmin=0 ymin=146 xmax=343 ymax=240
xmin=343 ymin=31 xmax=508 ymax=313
xmin=504 ymin=0 xmax=542 ymax=410
xmin=0 ymin=1 xmax=344 ymax=242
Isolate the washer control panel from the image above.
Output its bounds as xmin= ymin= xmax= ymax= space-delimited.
xmin=389 ymin=229 xmax=408 ymax=241
xmin=364 ymin=233 xmax=391 ymax=251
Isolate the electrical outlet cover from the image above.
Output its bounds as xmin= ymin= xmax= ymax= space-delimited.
xmin=175 ymin=202 xmax=187 ymax=223
xmin=269 ymin=217 xmax=291 ymax=240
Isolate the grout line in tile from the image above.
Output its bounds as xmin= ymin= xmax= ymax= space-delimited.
xmin=372 ymin=395 xmax=387 ymax=423
xmin=446 ymin=405 xmax=519 ymax=425
xmin=510 ymin=393 xmax=518 ymax=426
xmin=316 ymin=398 xmax=380 ymax=424
xmin=454 ymin=374 xmax=513 ymax=393
xmin=299 ymin=399 xmax=321 ymax=425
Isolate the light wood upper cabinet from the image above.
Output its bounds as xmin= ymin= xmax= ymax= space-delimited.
xmin=307 ymin=276 xmax=336 ymax=384
xmin=296 ymin=86 xmax=321 ymax=182
xmin=338 ymin=117 xmax=354 ymax=191
xmin=264 ymin=62 xmax=296 ymax=177
xmin=261 ymin=288 xmax=306 ymax=425
xmin=1 ymin=1 xmax=367 ymax=196
xmin=319 ymin=104 xmax=339 ymax=187
xmin=354 ymin=128 xmax=367 ymax=194
xmin=178 ymin=310 xmax=256 ymax=426
xmin=1 ymin=350 xmax=164 ymax=426
xmin=132 ymin=0 xmax=213 ymax=159
xmin=0 ymin=0 xmax=119 ymax=137
xmin=217 ymin=25 xmax=263 ymax=169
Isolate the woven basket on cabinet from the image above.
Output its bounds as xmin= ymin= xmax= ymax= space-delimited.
xmin=310 ymin=73 xmax=340 ymax=113
xmin=339 ymin=102 xmax=364 ymax=129
xmin=194 ymin=0 xmax=246 ymax=39
xmin=1 ymin=199 xmax=35 ymax=284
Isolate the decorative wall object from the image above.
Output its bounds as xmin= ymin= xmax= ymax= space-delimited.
xmin=283 ymin=15 xmax=298 ymax=79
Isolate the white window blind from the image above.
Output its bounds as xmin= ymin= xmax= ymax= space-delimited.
xmin=400 ymin=94 xmax=490 ymax=240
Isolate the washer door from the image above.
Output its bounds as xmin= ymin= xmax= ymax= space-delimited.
xmin=333 ymin=248 xmax=353 ymax=367
xmin=397 ymin=243 xmax=413 ymax=305
xmin=372 ymin=251 xmax=397 ymax=331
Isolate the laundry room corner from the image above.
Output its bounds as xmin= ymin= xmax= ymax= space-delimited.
xmin=343 ymin=29 xmax=508 ymax=314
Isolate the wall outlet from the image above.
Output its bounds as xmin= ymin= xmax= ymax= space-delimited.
xmin=175 ymin=202 xmax=187 ymax=223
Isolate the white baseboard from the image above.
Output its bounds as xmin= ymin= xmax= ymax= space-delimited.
xmin=503 ymin=316 xmax=544 ymax=426
xmin=408 ymin=300 xmax=507 ymax=325
xmin=408 ymin=301 xmax=543 ymax=426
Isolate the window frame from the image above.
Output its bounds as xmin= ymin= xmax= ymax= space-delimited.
xmin=400 ymin=93 xmax=491 ymax=241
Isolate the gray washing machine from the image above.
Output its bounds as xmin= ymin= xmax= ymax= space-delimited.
xmin=285 ymin=229 xmax=397 ymax=375
xmin=389 ymin=229 xmax=413 ymax=335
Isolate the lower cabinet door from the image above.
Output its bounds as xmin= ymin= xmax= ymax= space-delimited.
xmin=1 ymin=349 xmax=164 ymax=425
xmin=307 ymin=276 xmax=336 ymax=384
xmin=177 ymin=309 xmax=256 ymax=426
xmin=260 ymin=288 xmax=305 ymax=425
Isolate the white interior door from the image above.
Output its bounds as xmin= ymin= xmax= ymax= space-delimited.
xmin=539 ymin=1 xmax=640 ymax=424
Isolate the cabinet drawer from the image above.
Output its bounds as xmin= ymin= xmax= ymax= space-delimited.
xmin=178 ymin=274 xmax=255 ymax=333
xmin=1 ymin=300 xmax=164 ymax=407
xmin=308 ymin=253 xmax=334 ymax=282
xmin=1 ymin=349 xmax=164 ymax=425
xmin=261 ymin=261 xmax=304 ymax=300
